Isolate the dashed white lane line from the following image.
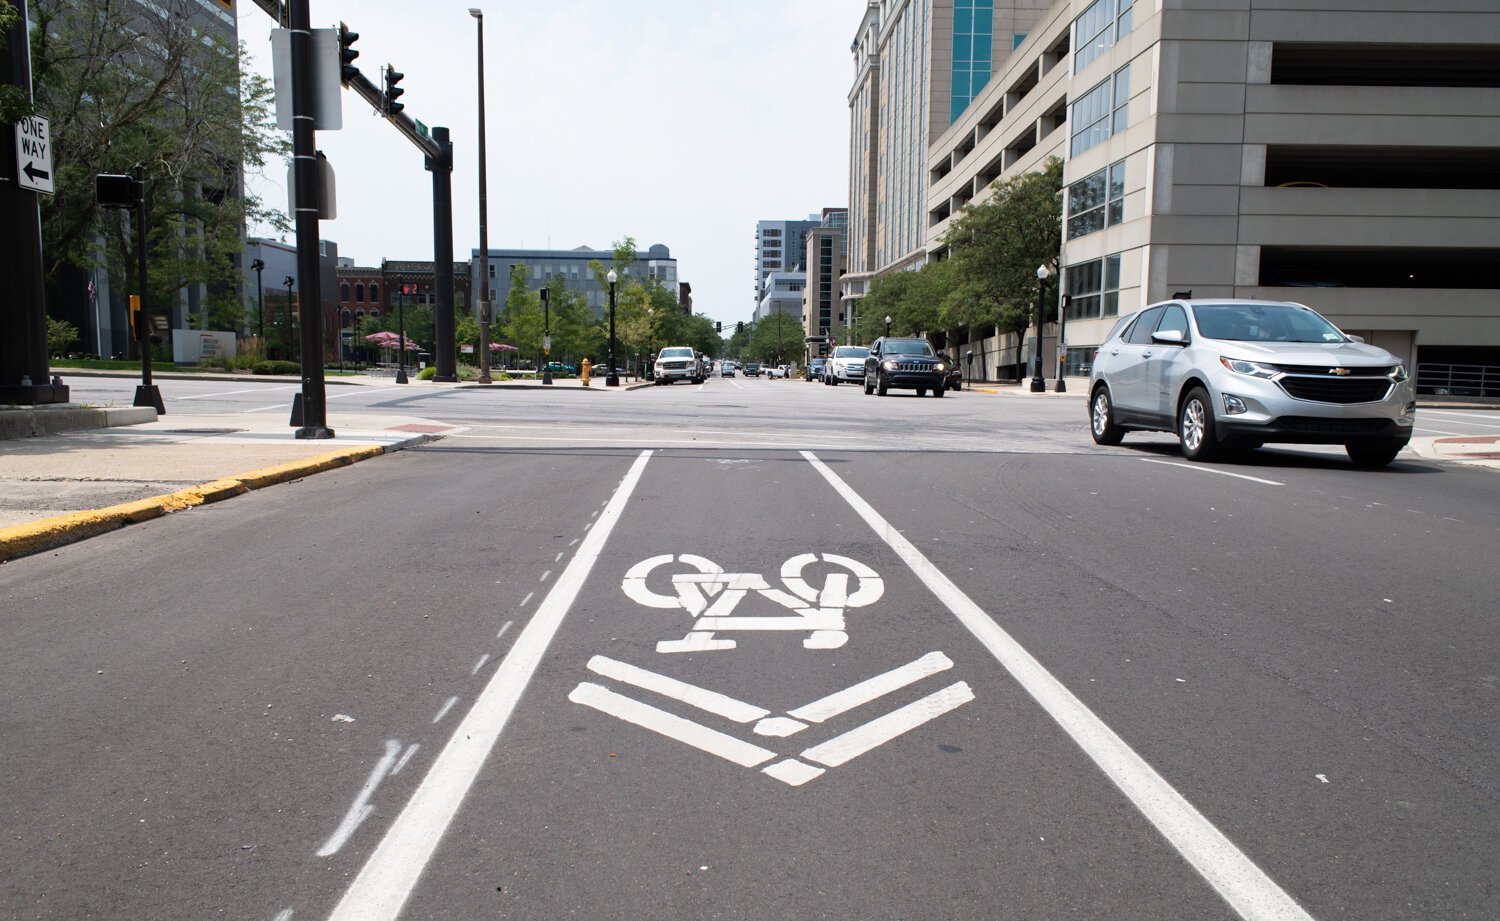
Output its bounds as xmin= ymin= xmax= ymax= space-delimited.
xmin=539 ymin=570 xmax=553 ymax=582
xmin=554 ymin=551 xmax=565 ymax=562
xmin=323 ymin=450 xmax=653 ymax=921
xmin=1140 ymin=459 xmax=1285 ymax=487
xmin=391 ymin=744 xmax=419 ymax=776
xmin=568 ymin=538 xmax=580 ymax=547
xmin=178 ymin=385 xmax=299 ymax=400
xmin=471 ymin=654 xmax=491 ymax=676
xmin=316 ymin=739 xmax=402 ymax=857
xmin=272 ymin=910 xmax=294 ymax=921
xmin=519 ymin=592 xmax=534 ymax=608
xmin=430 ymin=696 xmax=458 ymax=725
xmin=802 ymin=450 xmax=1314 ymax=921
xmin=496 ymin=620 xmax=514 ymax=641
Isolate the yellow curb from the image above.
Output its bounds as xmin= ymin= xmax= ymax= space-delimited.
xmin=974 ymin=387 xmax=1000 ymax=394
xmin=0 ymin=445 xmax=387 ymax=563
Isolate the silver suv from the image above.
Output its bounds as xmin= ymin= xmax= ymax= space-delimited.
xmin=824 ymin=346 xmax=870 ymax=386
xmin=1088 ymin=299 xmax=1415 ymax=466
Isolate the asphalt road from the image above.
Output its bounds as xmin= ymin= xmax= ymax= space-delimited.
xmin=3 ymin=375 xmax=1498 ymax=920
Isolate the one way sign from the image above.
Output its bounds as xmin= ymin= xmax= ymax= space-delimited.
xmin=15 ymin=115 xmax=53 ymax=195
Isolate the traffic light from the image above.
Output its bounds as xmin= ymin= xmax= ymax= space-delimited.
xmin=383 ymin=64 xmax=405 ymax=117
xmin=338 ymin=23 xmax=359 ymax=84
xmin=736 ymin=321 xmax=744 ymax=334
xmin=715 ymin=321 xmax=722 ymax=333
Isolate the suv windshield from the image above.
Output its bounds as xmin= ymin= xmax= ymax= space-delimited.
xmin=882 ymin=339 xmax=935 ymax=357
xmin=1193 ymin=303 xmax=1348 ymax=343
xmin=833 ymin=347 xmax=870 ymax=359
xmin=659 ymin=348 xmax=694 ymax=359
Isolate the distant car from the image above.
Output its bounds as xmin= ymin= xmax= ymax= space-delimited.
xmin=721 ymin=364 xmax=735 ymax=377
xmin=653 ymin=346 xmax=703 ymax=385
xmin=542 ymin=361 xmax=576 ymax=376
xmin=743 ymin=362 xmax=762 ymax=377
xmin=863 ymin=337 xmax=947 ymax=397
xmin=824 ymin=346 xmax=869 ymax=386
xmin=1087 ymin=298 xmax=1414 ymax=465
xmin=768 ymin=364 xmax=792 ymax=379
xmin=807 ymin=358 xmax=828 ymax=382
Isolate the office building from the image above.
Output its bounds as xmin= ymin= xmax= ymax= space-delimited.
xmin=754 ymin=217 xmax=822 ymax=310
xmin=802 ymin=209 xmax=850 ymax=351
xmin=471 ymin=244 xmax=678 ymax=318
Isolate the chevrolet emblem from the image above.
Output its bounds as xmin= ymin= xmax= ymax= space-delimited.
xmin=1330 ymin=368 xmax=1351 ymax=375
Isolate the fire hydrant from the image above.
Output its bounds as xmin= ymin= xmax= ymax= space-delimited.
xmin=581 ymin=357 xmax=591 ymax=387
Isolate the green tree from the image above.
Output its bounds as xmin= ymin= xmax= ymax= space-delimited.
xmin=725 ymin=322 xmax=752 ymax=360
xmin=498 ymin=264 xmax=543 ymax=367
xmin=46 ymin=317 xmax=78 ymax=356
xmin=941 ymin=156 xmax=1063 ymax=372
xmin=750 ymin=313 xmax=804 ymax=365
xmin=31 ymin=0 xmax=290 ymax=335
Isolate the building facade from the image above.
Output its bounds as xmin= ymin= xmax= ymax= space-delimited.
xmin=801 ymin=210 xmax=850 ymax=353
xmin=754 ymin=217 xmax=822 ymax=310
xmin=471 ymin=244 xmax=678 ymax=319
xmin=755 ymin=272 xmax=807 ymax=325
xmin=855 ymin=0 xmax=1500 ymax=385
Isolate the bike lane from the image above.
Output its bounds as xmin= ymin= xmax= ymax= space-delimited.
xmin=319 ymin=448 xmax=1275 ymax=921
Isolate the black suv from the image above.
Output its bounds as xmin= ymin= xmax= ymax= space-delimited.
xmin=743 ymin=362 xmax=762 ymax=377
xmin=864 ymin=337 xmax=947 ymax=397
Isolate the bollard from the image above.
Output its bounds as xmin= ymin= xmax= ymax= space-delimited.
xmin=581 ymin=357 xmax=591 ymax=387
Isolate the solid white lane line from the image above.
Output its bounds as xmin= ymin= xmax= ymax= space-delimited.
xmin=1414 ymin=427 xmax=1465 ymax=436
xmin=316 ymin=739 xmax=402 ymax=857
xmin=1140 ymin=459 xmax=1285 ymax=486
xmin=586 ymin=655 xmax=769 ymax=723
xmin=430 ymin=696 xmax=458 ymax=725
xmin=178 ymin=385 xmax=299 ymax=400
xmin=471 ymin=654 xmax=491 ymax=676
xmin=788 ymin=651 xmax=953 ymax=724
xmin=324 ymin=450 xmax=652 ymax=921
xmin=568 ymin=683 xmax=777 ymax=768
xmin=801 ymin=681 xmax=975 ymax=768
xmin=1419 ymin=410 xmax=1500 ymax=424
xmin=496 ymin=620 xmax=514 ymax=641
xmin=803 ymin=451 xmax=1315 ymax=921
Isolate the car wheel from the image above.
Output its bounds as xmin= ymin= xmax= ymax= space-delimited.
xmin=829 ymin=378 xmax=837 ymax=386
xmin=876 ymin=374 xmax=888 ymax=396
xmin=864 ymin=378 xmax=874 ymax=395
xmin=1346 ymin=441 xmax=1404 ymax=467
xmin=933 ymin=384 xmax=945 ymax=397
xmin=1178 ymin=387 xmax=1221 ymax=461
xmin=1089 ymin=386 xmax=1125 ymax=446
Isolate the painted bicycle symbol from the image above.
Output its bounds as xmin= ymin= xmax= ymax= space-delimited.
xmin=621 ymin=553 xmax=885 ymax=653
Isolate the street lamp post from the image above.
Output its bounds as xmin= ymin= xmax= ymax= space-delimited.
xmin=966 ymin=349 xmax=974 ymax=384
xmin=1031 ymin=265 xmax=1050 ymax=392
xmin=250 ymin=258 xmax=265 ymax=352
xmin=284 ymin=276 xmax=295 ymax=362
xmin=1055 ymin=293 xmax=1069 ymax=393
xmin=540 ymin=287 xmax=552 ymax=384
xmin=606 ymin=269 xmax=619 ymax=387
xmin=470 ymin=8 xmax=493 ymax=385
xmin=884 ymin=314 xmax=892 ymax=338
xmin=395 ymin=284 xmax=409 ymax=384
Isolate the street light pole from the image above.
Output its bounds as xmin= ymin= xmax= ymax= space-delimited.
xmin=470 ymin=8 xmax=492 ymax=385
xmin=1031 ymin=265 xmax=1050 ymax=392
xmin=540 ymin=286 xmax=552 ymax=384
xmin=884 ymin=314 xmax=891 ymax=338
xmin=395 ymin=284 xmax=409 ymax=384
xmin=251 ymin=258 xmax=265 ymax=353
xmin=606 ymin=269 xmax=619 ymax=387
xmin=284 ymin=275 xmax=295 ymax=362
xmin=1055 ymin=293 xmax=1069 ymax=393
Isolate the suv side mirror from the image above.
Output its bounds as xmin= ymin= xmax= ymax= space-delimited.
xmin=1346 ymin=334 xmax=1364 ymax=343
xmin=1151 ymin=329 xmax=1187 ymax=346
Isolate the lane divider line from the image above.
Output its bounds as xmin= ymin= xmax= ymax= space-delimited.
xmin=323 ymin=450 xmax=654 ymax=921
xmin=316 ymin=739 xmax=402 ymax=857
xmin=1140 ymin=459 xmax=1284 ymax=486
xmin=801 ymin=450 xmax=1314 ymax=921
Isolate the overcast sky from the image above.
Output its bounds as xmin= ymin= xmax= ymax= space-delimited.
xmin=237 ymin=1 xmax=863 ymax=326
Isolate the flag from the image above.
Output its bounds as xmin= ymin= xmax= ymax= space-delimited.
xmin=87 ymin=276 xmax=97 ymax=303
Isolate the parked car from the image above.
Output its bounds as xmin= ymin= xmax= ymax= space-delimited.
xmin=542 ymin=361 xmax=576 ymax=376
xmin=824 ymin=346 xmax=869 ymax=386
xmin=864 ymin=337 xmax=947 ymax=397
xmin=944 ymin=358 xmax=963 ymax=391
xmin=1087 ymin=298 xmax=1415 ymax=466
xmin=653 ymin=346 xmax=703 ymax=384
xmin=807 ymin=358 xmax=828 ymax=382
xmin=743 ymin=362 xmax=762 ymax=377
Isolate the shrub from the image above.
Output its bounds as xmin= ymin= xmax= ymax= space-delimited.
xmin=417 ymin=366 xmax=437 ymax=380
xmin=252 ymin=360 xmax=301 ymax=375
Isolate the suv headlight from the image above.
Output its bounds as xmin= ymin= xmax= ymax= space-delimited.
xmin=882 ymin=360 xmax=898 ymax=370
xmin=1389 ymin=363 xmax=1409 ymax=382
xmin=1219 ymin=356 xmax=1278 ymax=380
xmin=934 ymin=362 xmax=946 ymax=372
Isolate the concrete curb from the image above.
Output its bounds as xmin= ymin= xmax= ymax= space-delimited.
xmin=0 ymin=443 xmax=395 ymax=563
xmin=0 ymin=405 xmax=157 ymax=440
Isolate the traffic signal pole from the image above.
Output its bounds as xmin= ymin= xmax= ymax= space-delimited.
xmin=287 ymin=0 xmax=333 ymax=437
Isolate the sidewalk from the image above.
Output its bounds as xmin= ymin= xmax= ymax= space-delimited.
xmin=0 ymin=405 xmax=459 ymax=561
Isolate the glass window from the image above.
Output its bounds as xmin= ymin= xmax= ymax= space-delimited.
xmin=355 ymin=283 xmax=365 ymax=302
xmin=1063 ymin=346 xmax=1095 ymax=377
xmin=1107 ymin=161 xmax=1126 ymax=225
xmin=1156 ymin=304 xmax=1189 ymax=338
xmin=1193 ymin=303 xmax=1348 ymax=343
xmin=1067 ymin=168 xmax=1107 ymax=238
xmin=1102 ymin=255 xmax=1121 ymax=317
xmin=1112 ymin=65 xmax=1131 ymax=134
xmin=1124 ymin=305 xmax=1166 ymax=344
xmin=1068 ymin=255 xmax=1124 ymax=320
xmin=1074 ymin=0 xmax=1135 ymax=74
xmin=1071 ymin=66 xmax=1130 ymax=156
xmin=340 ymin=282 xmax=350 ymax=302
xmin=370 ymin=283 xmax=378 ymax=302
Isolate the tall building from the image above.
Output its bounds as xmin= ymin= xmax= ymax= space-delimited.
xmin=754 ymin=216 xmax=822 ymax=309
xmin=843 ymin=1 xmax=1051 ymax=322
xmin=471 ymin=244 xmax=678 ymax=319
xmin=802 ymin=209 xmax=850 ymax=352
xmin=916 ymin=0 xmax=1500 ymax=383
xmin=755 ymin=272 xmax=807 ymax=325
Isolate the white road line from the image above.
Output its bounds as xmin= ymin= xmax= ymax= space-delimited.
xmin=471 ymin=654 xmax=491 ymax=675
xmin=1140 ymin=459 xmax=1285 ymax=486
xmin=328 ymin=387 xmax=405 ymax=400
xmin=539 ymin=570 xmax=553 ymax=582
xmin=496 ymin=620 xmax=514 ymax=641
xmin=1419 ymin=410 xmax=1500 ymax=424
xmin=554 ymin=552 xmax=565 ymax=562
xmin=1414 ymin=427 xmax=1465 ymax=436
xmin=802 ymin=451 xmax=1316 ymax=921
xmin=430 ymin=696 xmax=458 ymax=724
xmin=801 ymin=681 xmax=975 ymax=768
xmin=178 ymin=385 xmax=299 ymax=400
xmin=789 ymin=651 xmax=953 ymax=724
xmin=241 ymin=403 xmax=286 ymax=414
xmin=519 ymin=592 xmax=534 ymax=608
xmin=568 ymin=683 xmax=777 ymax=768
xmin=272 ymin=910 xmax=294 ymax=921
xmin=391 ymin=744 xmax=419 ymax=776
xmin=316 ymin=739 xmax=402 ymax=857
xmin=324 ymin=450 xmax=653 ymax=921
xmin=586 ymin=655 xmax=769 ymax=723
xmin=569 ymin=538 xmax=580 ymax=547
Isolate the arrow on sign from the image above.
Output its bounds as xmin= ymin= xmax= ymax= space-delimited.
xmin=23 ymin=162 xmax=50 ymax=183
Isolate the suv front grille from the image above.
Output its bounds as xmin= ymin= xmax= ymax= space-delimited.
xmin=1281 ymin=417 xmax=1393 ymax=434
xmin=1278 ymin=376 xmax=1392 ymax=404
xmin=892 ymin=361 xmax=938 ymax=373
